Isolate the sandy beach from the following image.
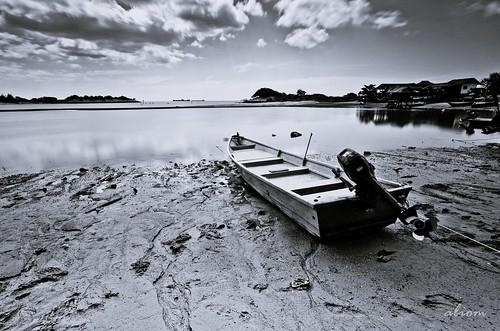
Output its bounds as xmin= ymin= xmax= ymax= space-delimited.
xmin=0 ymin=143 xmax=498 ymax=330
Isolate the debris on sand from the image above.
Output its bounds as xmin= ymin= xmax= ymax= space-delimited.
xmin=162 ymin=233 xmax=192 ymax=254
xmin=376 ymin=249 xmax=396 ymax=263
xmin=290 ymin=278 xmax=310 ymax=290
xmin=252 ymin=283 xmax=268 ymax=292
xmin=393 ymin=167 xmax=403 ymax=174
xmin=0 ymin=173 xmax=40 ymax=193
xmin=84 ymin=195 xmax=123 ymax=214
xmin=245 ymin=219 xmax=260 ymax=230
xmin=198 ymin=223 xmax=224 ymax=240
xmin=104 ymin=291 xmax=119 ymax=299
xmin=14 ymin=267 xmax=68 ymax=294
xmin=60 ymin=220 xmax=82 ymax=232
xmin=421 ymin=293 xmax=462 ymax=308
xmin=0 ymin=282 xmax=7 ymax=294
xmin=130 ymin=260 xmax=150 ymax=276
xmin=290 ymin=131 xmax=302 ymax=138
xmin=0 ymin=304 xmax=20 ymax=326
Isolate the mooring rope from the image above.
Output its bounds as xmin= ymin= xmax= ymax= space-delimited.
xmin=371 ymin=151 xmax=446 ymax=163
xmin=437 ymin=224 xmax=500 ymax=255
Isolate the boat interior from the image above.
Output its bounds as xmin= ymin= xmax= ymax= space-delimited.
xmin=228 ymin=135 xmax=406 ymax=206
xmin=228 ymin=136 xmax=359 ymax=205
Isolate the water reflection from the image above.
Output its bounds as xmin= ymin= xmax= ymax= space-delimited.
xmin=0 ymin=106 xmax=498 ymax=171
xmin=357 ymin=108 xmax=470 ymax=130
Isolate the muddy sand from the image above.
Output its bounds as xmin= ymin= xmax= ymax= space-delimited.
xmin=0 ymin=144 xmax=499 ymax=330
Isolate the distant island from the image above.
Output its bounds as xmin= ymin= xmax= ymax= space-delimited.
xmin=246 ymin=88 xmax=358 ymax=103
xmin=0 ymin=94 xmax=139 ymax=104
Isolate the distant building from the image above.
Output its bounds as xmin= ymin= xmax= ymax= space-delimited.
xmin=374 ymin=78 xmax=483 ymax=103
xmin=430 ymin=78 xmax=481 ymax=100
xmin=448 ymin=78 xmax=481 ymax=95
xmin=376 ymin=83 xmax=415 ymax=95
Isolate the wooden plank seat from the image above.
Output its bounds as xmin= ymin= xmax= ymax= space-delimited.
xmin=262 ymin=166 xmax=309 ymax=179
xmin=241 ymin=157 xmax=284 ymax=167
xmin=292 ymin=181 xmax=346 ymax=196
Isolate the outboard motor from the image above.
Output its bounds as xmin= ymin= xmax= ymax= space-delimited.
xmin=337 ymin=148 xmax=435 ymax=240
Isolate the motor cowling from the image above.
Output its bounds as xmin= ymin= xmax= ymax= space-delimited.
xmin=337 ymin=148 xmax=379 ymax=202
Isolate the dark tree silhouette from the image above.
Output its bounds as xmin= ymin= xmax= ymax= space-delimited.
xmin=1 ymin=94 xmax=136 ymax=104
xmin=296 ymin=89 xmax=306 ymax=96
xmin=482 ymin=72 xmax=500 ymax=113
xmin=359 ymin=84 xmax=378 ymax=103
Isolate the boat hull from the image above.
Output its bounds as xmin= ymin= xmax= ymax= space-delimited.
xmin=238 ymin=165 xmax=321 ymax=236
xmin=230 ymin=137 xmax=412 ymax=239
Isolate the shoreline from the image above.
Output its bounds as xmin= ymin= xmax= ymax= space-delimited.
xmin=0 ymin=101 xmax=360 ymax=112
xmin=0 ymin=144 xmax=499 ymax=329
xmin=0 ymin=101 xmax=497 ymax=113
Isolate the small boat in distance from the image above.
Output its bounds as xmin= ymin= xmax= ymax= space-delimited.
xmin=228 ymin=134 xmax=412 ymax=239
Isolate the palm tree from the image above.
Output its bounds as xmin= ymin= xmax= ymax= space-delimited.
xmin=360 ymin=84 xmax=378 ymax=103
xmin=482 ymin=72 xmax=500 ymax=113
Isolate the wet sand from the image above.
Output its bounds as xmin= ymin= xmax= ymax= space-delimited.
xmin=0 ymin=144 xmax=499 ymax=330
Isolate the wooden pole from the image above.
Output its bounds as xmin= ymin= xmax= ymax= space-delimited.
xmin=302 ymin=133 xmax=313 ymax=166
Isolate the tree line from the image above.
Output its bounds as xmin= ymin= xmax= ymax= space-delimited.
xmin=0 ymin=94 xmax=137 ymax=104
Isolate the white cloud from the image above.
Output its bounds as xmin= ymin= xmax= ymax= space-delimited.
xmin=275 ymin=0 xmax=370 ymax=29
xmin=371 ymin=11 xmax=407 ymax=29
xmin=0 ymin=0 xmax=264 ymax=66
xmin=238 ymin=0 xmax=265 ymax=17
xmin=190 ymin=40 xmax=204 ymax=48
xmin=256 ymin=38 xmax=267 ymax=47
xmin=465 ymin=1 xmax=500 ymax=16
xmin=284 ymin=26 xmax=329 ymax=49
xmin=274 ymin=0 xmax=406 ymax=48
xmin=219 ymin=33 xmax=236 ymax=41
xmin=485 ymin=1 xmax=500 ymax=15
xmin=234 ymin=62 xmax=259 ymax=73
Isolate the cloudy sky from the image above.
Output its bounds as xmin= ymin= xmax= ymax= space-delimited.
xmin=0 ymin=0 xmax=499 ymax=100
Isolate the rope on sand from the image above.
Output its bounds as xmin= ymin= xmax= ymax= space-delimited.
xmin=437 ymin=224 xmax=500 ymax=255
xmin=371 ymin=151 xmax=446 ymax=163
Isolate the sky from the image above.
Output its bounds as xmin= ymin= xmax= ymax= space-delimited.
xmin=0 ymin=0 xmax=499 ymax=100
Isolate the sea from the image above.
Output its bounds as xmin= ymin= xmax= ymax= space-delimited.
xmin=0 ymin=101 xmax=498 ymax=171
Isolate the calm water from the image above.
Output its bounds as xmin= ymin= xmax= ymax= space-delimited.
xmin=0 ymin=105 xmax=498 ymax=171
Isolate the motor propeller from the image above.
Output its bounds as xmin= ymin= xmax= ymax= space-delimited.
xmin=336 ymin=148 xmax=436 ymax=240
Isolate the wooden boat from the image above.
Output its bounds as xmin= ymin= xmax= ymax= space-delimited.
xmin=227 ymin=134 xmax=412 ymax=239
